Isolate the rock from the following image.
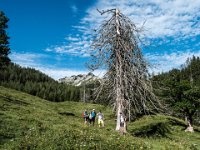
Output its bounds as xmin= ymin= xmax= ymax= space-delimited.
xmin=58 ymin=72 xmax=100 ymax=86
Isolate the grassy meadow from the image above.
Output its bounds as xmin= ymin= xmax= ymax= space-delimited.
xmin=0 ymin=86 xmax=200 ymax=150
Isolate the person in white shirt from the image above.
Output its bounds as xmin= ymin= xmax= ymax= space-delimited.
xmin=97 ymin=110 xmax=104 ymax=127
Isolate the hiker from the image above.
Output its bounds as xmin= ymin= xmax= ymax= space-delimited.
xmin=89 ymin=109 xmax=96 ymax=126
xmin=119 ymin=112 xmax=127 ymax=134
xmin=97 ymin=110 xmax=104 ymax=127
xmin=82 ymin=110 xmax=89 ymax=124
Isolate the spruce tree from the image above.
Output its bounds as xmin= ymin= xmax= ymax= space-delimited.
xmin=0 ymin=11 xmax=10 ymax=68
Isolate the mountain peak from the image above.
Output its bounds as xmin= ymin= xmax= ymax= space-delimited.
xmin=58 ymin=72 xmax=99 ymax=86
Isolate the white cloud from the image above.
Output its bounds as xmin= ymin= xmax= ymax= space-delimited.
xmin=71 ymin=5 xmax=78 ymax=13
xmin=38 ymin=68 xmax=106 ymax=80
xmin=45 ymin=34 xmax=93 ymax=57
xmin=82 ymin=0 xmax=200 ymax=38
xmin=65 ymin=36 xmax=80 ymax=41
xmin=10 ymin=52 xmax=48 ymax=67
xmin=146 ymin=50 xmax=200 ymax=74
xmin=10 ymin=50 xmax=200 ymax=80
xmin=10 ymin=52 xmax=106 ymax=80
xmin=46 ymin=0 xmax=200 ymax=57
xmin=43 ymin=0 xmax=200 ymax=78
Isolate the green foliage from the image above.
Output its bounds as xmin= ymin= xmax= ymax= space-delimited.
xmin=152 ymin=56 xmax=200 ymax=125
xmin=0 ymin=86 xmax=200 ymax=149
xmin=0 ymin=63 xmax=81 ymax=102
xmin=0 ymin=11 xmax=10 ymax=68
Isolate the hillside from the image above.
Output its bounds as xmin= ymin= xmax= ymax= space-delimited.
xmin=0 ymin=86 xmax=200 ymax=150
xmin=0 ymin=63 xmax=81 ymax=102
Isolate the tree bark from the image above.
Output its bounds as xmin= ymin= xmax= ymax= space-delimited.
xmin=115 ymin=8 xmax=125 ymax=131
xmin=185 ymin=115 xmax=194 ymax=132
xmin=116 ymin=102 xmax=122 ymax=130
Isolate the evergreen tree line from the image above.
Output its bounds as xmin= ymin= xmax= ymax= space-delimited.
xmin=0 ymin=63 xmax=81 ymax=102
xmin=152 ymin=56 xmax=200 ymax=125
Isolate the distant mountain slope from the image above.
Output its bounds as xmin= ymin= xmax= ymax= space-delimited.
xmin=1 ymin=86 xmax=200 ymax=149
xmin=58 ymin=72 xmax=100 ymax=86
xmin=0 ymin=63 xmax=81 ymax=102
xmin=0 ymin=63 xmax=55 ymax=83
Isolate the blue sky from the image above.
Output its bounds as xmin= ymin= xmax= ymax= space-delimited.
xmin=1 ymin=0 xmax=200 ymax=80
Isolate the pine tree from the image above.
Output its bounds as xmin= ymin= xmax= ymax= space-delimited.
xmin=0 ymin=11 xmax=10 ymax=68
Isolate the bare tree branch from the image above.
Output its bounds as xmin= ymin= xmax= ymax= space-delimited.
xmin=89 ymin=8 xmax=163 ymax=131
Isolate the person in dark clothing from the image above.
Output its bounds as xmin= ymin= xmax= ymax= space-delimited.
xmin=89 ymin=109 xmax=96 ymax=126
xmin=119 ymin=112 xmax=127 ymax=134
xmin=82 ymin=110 xmax=89 ymax=124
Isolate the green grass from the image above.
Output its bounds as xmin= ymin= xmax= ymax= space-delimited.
xmin=0 ymin=86 xmax=200 ymax=150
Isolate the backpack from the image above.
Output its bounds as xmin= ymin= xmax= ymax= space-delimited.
xmin=91 ymin=111 xmax=96 ymax=118
xmin=82 ymin=111 xmax=87 ymax=118
xmin=89 ymin=113 xmax=92 ymax=119
xmin=82 ymin=112 xmax=84 ymax=118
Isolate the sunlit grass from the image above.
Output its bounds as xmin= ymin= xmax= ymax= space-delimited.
xmin=0 ymin=86 xmax=200 ymax=150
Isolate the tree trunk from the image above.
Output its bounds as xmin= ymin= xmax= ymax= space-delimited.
xmin=115 ymin=57 xmax=123 ymax=130
xmin=185 ymin=115 xmax=194 ymax=132
xmin=116 ymin=102 xmax=122 ymax=130
xmin=115 ymin=8 xmax=124 ymax=131
xmin=83 ymin=83 xmax=86 ymax=103
xmin=188 ymin=113 xmax=193 ymax=125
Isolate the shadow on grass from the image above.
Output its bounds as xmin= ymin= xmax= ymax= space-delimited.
xmin=0 ymin=135 xmax=14 ymax=145
xmin=132 ymin=122 xmax=171 ymax=138
xmin=0 ymin=94 xmax=29 ymax=106
xmin=59 ymin=112 xmax=75 ymax=116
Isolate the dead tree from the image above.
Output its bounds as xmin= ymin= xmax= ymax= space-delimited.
xmin=89 ymin=9 xmax=162 ymax=131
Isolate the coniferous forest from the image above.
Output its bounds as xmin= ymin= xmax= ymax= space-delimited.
xmin=152 ymin=56 xmax=200 ymax=125
xmin=0 ymin=63 xmax=81 ymax=102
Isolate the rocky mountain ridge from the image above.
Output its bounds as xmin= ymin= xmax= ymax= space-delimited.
xmin=58 ymin=72 xmax=100 ymax=86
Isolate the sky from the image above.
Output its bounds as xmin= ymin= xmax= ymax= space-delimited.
xmin=1 ymin=0 xmax=200 ymax=80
